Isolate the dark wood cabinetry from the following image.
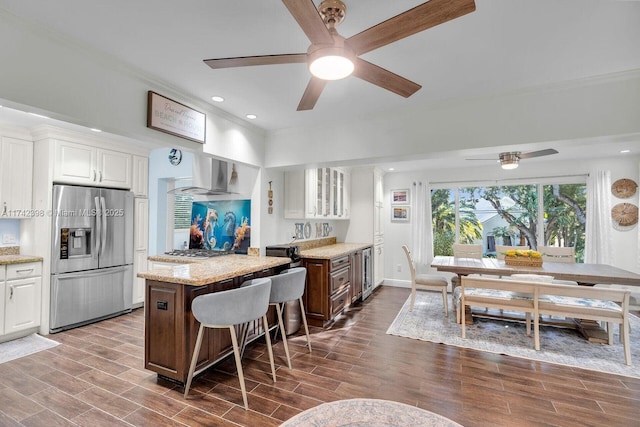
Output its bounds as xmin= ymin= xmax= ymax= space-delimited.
xmin=302 ymin=247 xmax=369 ymax=327
xmin=144 ymin=268 xmax=277 ymax=384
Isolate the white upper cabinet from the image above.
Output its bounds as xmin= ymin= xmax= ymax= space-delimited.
xmin=53 ymin=140 xmax=132 ymax=189
xmin=284 ymin=167 xmax=350 ymax=220
xmin=0 ymin=137 xmax=33 ymax=218
xmin=132 ymin=155 xmax=149 ymax=197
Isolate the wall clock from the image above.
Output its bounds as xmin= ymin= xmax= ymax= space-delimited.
xmin=611 ymin=178 xmax=638 ymax=199
xmin=611 ymin=202 xmax=638 ymax=229
xmin=168 ymin=148 xmax=182 ymax=166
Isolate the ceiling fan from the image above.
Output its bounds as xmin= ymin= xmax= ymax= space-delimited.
xmin=467 ymin=149 xmax=559 ymax=170
xmin=203 ymin=0 xmax=476 ymax=111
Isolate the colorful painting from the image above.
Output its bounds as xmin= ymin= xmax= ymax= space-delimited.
xmin=190 ymin=200 xmax=251 ymax=253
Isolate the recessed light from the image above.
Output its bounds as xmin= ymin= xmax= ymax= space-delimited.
xmin=211 ymin=96 xmax=224 ymax=102
xmin=90 ymin=128 xmax=102 ymax=133
xmin=246 ymin=114 xmax=257 ymax=120
xmin=620 ymin=149 xmax=631 ymax=154
xmin=388 ymin=168 xmax=395 ymax=171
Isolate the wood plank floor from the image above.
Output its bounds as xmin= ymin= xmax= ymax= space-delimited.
xmin=1 ymin=285 xmax=640 ymax=426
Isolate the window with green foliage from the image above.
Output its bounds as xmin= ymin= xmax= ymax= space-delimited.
xmin=431 ymin=181 xmax=586 ymax=261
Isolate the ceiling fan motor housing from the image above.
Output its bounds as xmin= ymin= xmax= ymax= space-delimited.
xmin=319 ymin=0 xmax=347 ymax=27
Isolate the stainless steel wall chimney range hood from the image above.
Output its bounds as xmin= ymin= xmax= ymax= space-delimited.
xmin=170 ymin=156 xmax=233 ymax=195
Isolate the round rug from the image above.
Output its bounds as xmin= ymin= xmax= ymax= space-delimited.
xmin=279 ymin=398 xmax=463 ymax=427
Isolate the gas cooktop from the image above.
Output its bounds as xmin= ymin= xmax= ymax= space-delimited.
xmin=164 ymin=249 xmax=233 ymax=258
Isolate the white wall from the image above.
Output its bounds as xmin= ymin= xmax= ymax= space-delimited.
xmin=383 ymin=155 xmax=640 ymax=288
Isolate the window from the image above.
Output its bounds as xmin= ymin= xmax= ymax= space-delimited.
xmin=431 ymin=181 xmax=586 ymax=261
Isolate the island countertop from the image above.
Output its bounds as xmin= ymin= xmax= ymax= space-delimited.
xmin=299 ymin=242 xmax=372 ymax=260
xmin=138 ymin=255 xmax=290 ymax=286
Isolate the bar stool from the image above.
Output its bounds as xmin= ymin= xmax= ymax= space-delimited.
xmin=271 ymin=267 xmax=312 ymax=369
xmin=183 ymin=278 xmax=276 ymax=409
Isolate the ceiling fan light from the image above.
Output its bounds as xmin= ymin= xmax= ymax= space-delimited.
xmin=308 ymin=43 xmax=355 ymax=81
xmin=499 ymin=152 xmax=519 ymax=170
xmin=310 ymin=55 xmax=354 ymax=80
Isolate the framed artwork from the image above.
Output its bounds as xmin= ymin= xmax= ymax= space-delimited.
xmin=147 ymin=91 xmax=206 ymax=143
xmin=392 ymin=206 xmax=410 ymax=222
xmin=391 ymin=189 xmax=410 ymax=205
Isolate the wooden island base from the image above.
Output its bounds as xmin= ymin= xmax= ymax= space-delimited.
xmin=144 ymin=267 xmax=281 ymax=384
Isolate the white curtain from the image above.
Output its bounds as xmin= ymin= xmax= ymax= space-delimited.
xmin=585 ymin=170 xmax=612 ymax=264
xmin=410 ymin=181 xmax=432 ymax=271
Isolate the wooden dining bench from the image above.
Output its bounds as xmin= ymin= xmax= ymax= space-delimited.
xmin=460 ymin=276 xmax=632 ymax=365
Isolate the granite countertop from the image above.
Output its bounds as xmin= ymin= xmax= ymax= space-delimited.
xmin=0 ymin=254 xmax=44 ymax=265
xmin=299 ymin=243 xmax=372 ymax=260
xmin=138 ymin=255 xmax=290 ymax=286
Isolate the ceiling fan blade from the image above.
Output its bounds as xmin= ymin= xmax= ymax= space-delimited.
xmin=204 ymin=54 xmax=307 ymax=69
xmin=353 ymin=58 xmax=421 ymax=98
xmin=282 ymin=0 xmax=334 ymax=45
xmin=347 ymin=0 xmax=476 ymax=55
xmin=297 ymin=77 xmax=327 ymax=111
xmin=519 ymin=149 xmax=559 ymax=159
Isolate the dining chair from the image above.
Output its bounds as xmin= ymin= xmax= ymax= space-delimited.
xmin=538 ymin=245 xmax=575 ymax=263
xmin=402 ymin=245 xmax=449 ymax=315
xmin=453 ymin=243 xmax=483 ymax=259
xmin=269 ymin=267 xmax=312 ymax=369
xmin=184 ymin=278 xmax=277 ymax=409
xmin=495 ymin=245 xmax=530 ymax=260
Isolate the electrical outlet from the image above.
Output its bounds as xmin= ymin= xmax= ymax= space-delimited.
xmin=397 ymin=264 xmax=402 ymax=272
xmin=2 ymin=233 xmax=16 ymax=244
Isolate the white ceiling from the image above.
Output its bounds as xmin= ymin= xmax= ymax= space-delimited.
xmin=1 ymin=0 xmax=640 ymax=170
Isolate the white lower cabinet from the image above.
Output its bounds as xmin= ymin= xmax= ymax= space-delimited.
xmin=133 ymin=197 xmax=149 ymax=307
xmin=1 ymin=262 xmax=42 ymax=339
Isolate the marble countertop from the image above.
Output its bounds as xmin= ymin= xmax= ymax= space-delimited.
xmin=299 ymin=243 xmax=372 ymax=260
xmin=138 ymin=255 xmax=290 ymax=286
xmin=0 ymin=254 xmax=44 ymax=265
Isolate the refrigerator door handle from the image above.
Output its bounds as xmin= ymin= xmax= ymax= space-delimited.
xmin=94 ymin=196 xmax=102 ymax=256
xmin=100 ymin=196 xmax=107 ymax=256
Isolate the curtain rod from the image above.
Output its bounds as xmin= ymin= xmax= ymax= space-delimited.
xmin=429 ymin=173 xmax=589 ymax=186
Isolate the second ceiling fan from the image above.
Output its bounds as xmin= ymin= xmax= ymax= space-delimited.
xmin=203 ymin=0 xmax=476 ymax=111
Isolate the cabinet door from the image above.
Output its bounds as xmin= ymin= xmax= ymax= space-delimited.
xmin=0 ymin=137 xmax=33 ymax=217
xmin=133 ymin=250 xmax=147 ymax=306
xmin=305 ymin=169 xmax=318 ymax=217
xmin=132 ymin=155 xmax=149 ymax=197
xmin=374 ymin=243 xmax=384 ymax=287
xmin=97 ymin=149 xmax=132 ymax=189
xmin=350 ymin=251 xmax=363 ymax=302
xmin=5 ymin=276 xmax=41 ymax=334
xmin=134 ymin=198 xmax=149 ymax=252
xmin=284 ymin=170 xmax=306 ymax=219
xmin=54 ymin=140 xmax=97 ymax=184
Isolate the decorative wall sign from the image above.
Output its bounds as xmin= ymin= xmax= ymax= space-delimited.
xmin=611 ymin=178 xmax=638 ymax=199
xmin=147 ymin=91 xmax=206 ymax=143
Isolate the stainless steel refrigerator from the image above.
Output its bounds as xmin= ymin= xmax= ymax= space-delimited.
xmin=50 ymin=184 xmax=134 ymax=333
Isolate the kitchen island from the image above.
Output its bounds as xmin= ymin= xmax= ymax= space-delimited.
xmin=138 ymin=254 xmax=290 ymax=384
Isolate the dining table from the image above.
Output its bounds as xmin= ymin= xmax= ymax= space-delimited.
xmin=431 ymin=255 xmax=640 ymax=342
xmin=430 ymin=256 xmax=640 ymax=287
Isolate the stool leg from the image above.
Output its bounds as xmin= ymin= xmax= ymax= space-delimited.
xmin=275 ymin=302 xmax=292 ymax=369
xmin=229 ymin=325 xmax=249 ymax=409
xmin=262 ymin=315 xmax=277 ymax=382
xmin=299 ymin=297 xmax=312 ymax=353
xmin=184 ymin=324 xmax=205 ymax=399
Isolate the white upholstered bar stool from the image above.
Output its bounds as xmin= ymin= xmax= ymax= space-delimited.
xmin=270 ymin=267 xmax=312 ymax=369
xmin=402 ymin=245 xmax=449 ymax=315
xmin=184 ymin=278 xmax=277 ymax=409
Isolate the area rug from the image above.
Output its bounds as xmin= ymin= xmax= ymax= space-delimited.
xmin=280 ymin=398 xmax=463 ymax=427
xmin=386 ymin=291 xmax=640 ymax=378
xmin=0 ymin=333 xmax=59 ymax=364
